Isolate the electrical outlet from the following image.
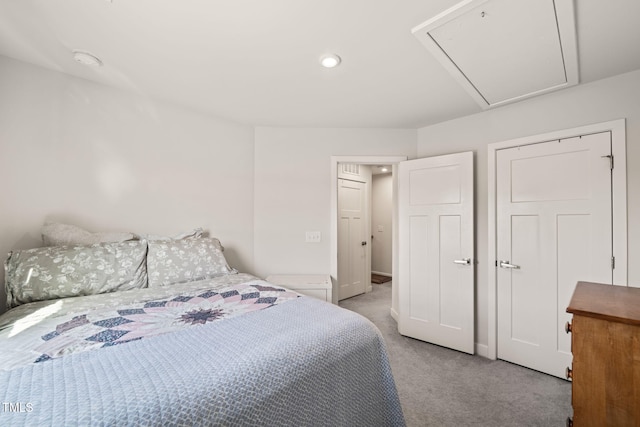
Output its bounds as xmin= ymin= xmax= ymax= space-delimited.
xmin=305 ymin=231 xmax=321 ymax=243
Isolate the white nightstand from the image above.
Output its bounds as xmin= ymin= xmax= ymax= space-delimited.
xmin=265 ymin=274 xmax=333 ymax=304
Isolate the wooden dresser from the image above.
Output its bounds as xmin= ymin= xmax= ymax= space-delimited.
xmin=566 ymin=281 xmax=640 ymax=426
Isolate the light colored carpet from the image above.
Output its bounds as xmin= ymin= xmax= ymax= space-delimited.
xmin=339 ymin=282 xmax=572 ymax=427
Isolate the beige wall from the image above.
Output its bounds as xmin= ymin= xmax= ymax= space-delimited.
xmin=0 ymin=56 xmax=255 ymax=314
xmin=417 ymin=68 xmax=640 ymax=350
xmin=371 ymin=173 xmax=393 ymax=276
xmin=253 ymin=127 xmax=417 ymax=279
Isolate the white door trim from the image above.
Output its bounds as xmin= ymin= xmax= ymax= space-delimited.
xmin=331 ymin=156 xmax=407 ymax=312
xmin=487 ymin=119 xmax=627 ymax=360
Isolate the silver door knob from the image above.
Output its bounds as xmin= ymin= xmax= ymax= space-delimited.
xmin=453 ymin=258 xmax=471 ymax=265
xmin=499 ymin=260 xmax=520 ymax=269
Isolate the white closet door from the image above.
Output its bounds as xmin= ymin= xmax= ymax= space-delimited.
xmin=496 ymin=132 xmax=613 ymax=378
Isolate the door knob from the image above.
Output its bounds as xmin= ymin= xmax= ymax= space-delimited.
xmin=453 ymin=258 xmax=471 ymax=265
xmin=499 ymin=260 xmax=520 ymax=269
xmin=361 ymin=241 xmax=367 ymax=246
xmin=565 ymin=321 xmax=572 ymax=334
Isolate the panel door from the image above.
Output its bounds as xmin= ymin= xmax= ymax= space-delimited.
xmin=496 ymin=132 xmax=613 ymax=378
xmin=398 ymin=152 xmax=475 ymax=354
xmin=338 ymin=178 xmax=367 ymax=300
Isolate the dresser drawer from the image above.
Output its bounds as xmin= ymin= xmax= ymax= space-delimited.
xmin=567 ymin=282 xmax=640 ymax=426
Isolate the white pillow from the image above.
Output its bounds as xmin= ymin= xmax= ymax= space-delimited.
xmin=136 ymin=227 xmax=204 ymax=242
xmin=42 ymin=222 xmax=136 ymax=246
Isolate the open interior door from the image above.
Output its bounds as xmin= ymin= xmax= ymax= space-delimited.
xmin=398 ymin=151 xmax=475 ymax=354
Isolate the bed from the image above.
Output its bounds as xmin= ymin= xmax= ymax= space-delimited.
xmin=0 ymin=232 xmax=405 ymax=426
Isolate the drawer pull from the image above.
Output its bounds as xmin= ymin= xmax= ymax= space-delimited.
xmin=565 ymin=321 xmax=572 ymax=334
xmin=565 ymin=366 xmax=572 ymax=380
xmin=566 ymin=417 xmax=573 ymax=427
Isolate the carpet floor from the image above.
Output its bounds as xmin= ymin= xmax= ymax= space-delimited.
xmin=339 ymin=282 xmax=572 ymax=427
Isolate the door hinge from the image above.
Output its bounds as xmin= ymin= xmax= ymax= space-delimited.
xmin=602 ymin=154 xmax=614 ymax=170
xmin=612 ymin=256 xmax=616 ymax=269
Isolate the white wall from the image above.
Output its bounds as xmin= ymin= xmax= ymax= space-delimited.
xmin=417 ymin=69 xmax=640 ymax=350
xmin=371 ymin=173 xmax=393 ymax=276
xmin=4 ymin=52 xmax=638 ymax=356
xmin=253 ymin=128 xmax=416 ymax=279
xmin=0 ymin=56 xmax=255 ymax=314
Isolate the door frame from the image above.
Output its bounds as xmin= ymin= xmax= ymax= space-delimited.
xmin=486 ymin=119 xmax=627 ymax=360
xmin=331 ymin=156 xmax=407 ymax=314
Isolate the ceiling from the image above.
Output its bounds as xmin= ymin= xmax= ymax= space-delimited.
xmin=0 ymin=0 xmax=639 ymax=129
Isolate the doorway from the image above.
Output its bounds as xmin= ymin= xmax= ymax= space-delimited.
xmin=337 ymin=163 xmax=395 ymax=301
xmin=331 ymin=156 xmax=406 ymax=313
xmin=370 ymin=170 xmax=394 ymax=284
xmin=330 ymin=153 xmax=475 ymax=352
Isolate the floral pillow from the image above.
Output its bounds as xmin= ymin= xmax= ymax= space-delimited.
xmin=4 ymin=240 xmax=148 ymax=309
xmin=147 ymin=237 xmax=236 ymax=287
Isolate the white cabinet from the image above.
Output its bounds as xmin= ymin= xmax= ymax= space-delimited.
xmin=265 ymin=275 xmax=333 ymax=304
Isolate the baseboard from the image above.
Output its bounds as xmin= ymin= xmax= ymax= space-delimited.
xmin=390 ymin=307 xmax=398 ymax=322
xmin=475 ymin=343 xmax=489 ymax=358
xmin=372 ymin=271 xmax=392 ymax=277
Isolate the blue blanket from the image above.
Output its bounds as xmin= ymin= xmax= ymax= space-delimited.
xmin=1 ymin=297 xmax=405 ymax=426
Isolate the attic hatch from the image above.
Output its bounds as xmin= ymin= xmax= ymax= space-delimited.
xmin=413 ymin=0 xmax=578 ymax=109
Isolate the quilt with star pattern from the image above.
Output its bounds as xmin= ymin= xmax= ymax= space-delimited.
xmin=32 ymin=280 xmax=299 ymax=365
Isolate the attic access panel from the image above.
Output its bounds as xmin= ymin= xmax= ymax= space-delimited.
xmin=413 ymin=0 xmax=578 ymax=108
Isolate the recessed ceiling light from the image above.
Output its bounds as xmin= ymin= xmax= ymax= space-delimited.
xmin=319 ymin=54 xmax=341 ymax=68
xmin=72 ymin=50 xmax=103 ymax=67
